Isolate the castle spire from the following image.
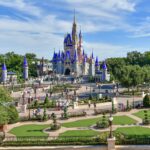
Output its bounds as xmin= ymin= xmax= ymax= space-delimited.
xmin=74 ymin=9 xmax=76 ymax=24
xmin=102 ymin=61 xmax=107 ymax=70
xmin=91 ymin=51 xmax=94 ymax=59
xmin=72 ymin=9 xmax=77 ymax=47
xmin=95 ymin=57 xmax=99 ymax=66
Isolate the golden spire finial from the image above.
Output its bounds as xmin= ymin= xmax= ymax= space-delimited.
xmin=74 ymin=9 xmax=76 ymax=23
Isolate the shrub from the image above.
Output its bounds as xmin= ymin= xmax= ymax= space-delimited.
xmin=34 ymin=100 xmax=39 ymax=107
xmin=63 ymin=107 xmax=69 ymax=119
xmin=96 ymin=113 xmax=109 ymax=129
xmin=143 ymin=110 xmax=150 ymax=125
xmin=50 ymin=113 xmax=61 ymax=131
xmin=43 ymin=107 xmax=48 ymax=121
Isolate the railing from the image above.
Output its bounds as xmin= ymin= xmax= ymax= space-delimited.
xmin=1 ymin=136 xmax=106 ymax=146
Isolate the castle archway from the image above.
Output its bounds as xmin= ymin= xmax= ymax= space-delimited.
xmin=65 ymin=68 xmax=70 ymax=75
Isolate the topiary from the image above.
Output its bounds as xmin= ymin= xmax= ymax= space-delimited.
xmin=96 ymin=113 xmax=109 ymax=128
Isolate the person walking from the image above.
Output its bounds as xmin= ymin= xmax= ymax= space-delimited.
xmin=94 ymin=102 xmax=96 ymax=109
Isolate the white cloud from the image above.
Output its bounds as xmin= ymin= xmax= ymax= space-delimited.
xmin=0 ymin=0 xmax=148 ymax=60
xmin=0 ymin=0 xmax=42 ymax=17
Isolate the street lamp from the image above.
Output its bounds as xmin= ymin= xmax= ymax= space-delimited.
xmin=132 ymin=88 xmax=135 ymax=109
xmin=28 ymin=95 xmax=32 ymax=120
xmin=99 ymin=84 xmax=101 ymax=94
xmin=109 ymin=114 xmax=113 ymax=138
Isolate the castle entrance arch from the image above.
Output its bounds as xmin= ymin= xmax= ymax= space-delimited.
xmin=65 ymin=68 xmax=70 ymax=75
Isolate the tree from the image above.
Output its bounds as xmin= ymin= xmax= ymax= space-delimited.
xmin=50 ymin=113 xmax=61 ymax=130
xmin=112 ymin=100 xmax=115 ymax=114
xmin=126 ymin=100 xmax=130 ymax=111
xmin=43 ymin=107 xmax=48 ymax=121
xmin=143 ymin=94 xmax=150 ymax=108
xmin=0 ymin=106 xmax=8 ymax=125
xmin=0 ymin=87 xmax=19 ymax=124
xmin=63 ymin=106 xmax=69 ymax=119
xmin=7 ymin=106 xmax=19 ymax=124
xmin=143 ymin=110 xmax=150 ymax=125
xmin=44 ymin=96 xmax=49 ymax=106
xmin=96 ymin=113 xmax=109 ymax=128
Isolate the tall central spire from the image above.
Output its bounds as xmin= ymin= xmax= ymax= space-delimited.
xmin=73 ymin=9 xmax=76 ymax=24
xmin=72 ymin=9 xmax=77 ymax=47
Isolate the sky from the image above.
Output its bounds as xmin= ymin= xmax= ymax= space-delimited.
xmin=0 ymin=0 xmax=150 ymax=60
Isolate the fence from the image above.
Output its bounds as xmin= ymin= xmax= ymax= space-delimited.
xmin=1 ymin=136 xmax=106 ymax=146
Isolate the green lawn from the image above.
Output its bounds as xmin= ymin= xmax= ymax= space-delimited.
xmin=116 ymin=126 xmax=150 ymax=136
xmin=59 ymin=130 xmax=99 ymax=137
xmin=9 ymin=124 xmax=49 ymax=137
xmin=62 ymin=116 xmax=137 ymax=128
xmin=133 ymin=110 xmax=150 ymax=119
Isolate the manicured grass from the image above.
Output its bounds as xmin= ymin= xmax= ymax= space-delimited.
xmin=133 ymin=110 xmax=150 ymax=119
xmin=113 ymin=116 xmax=137 ymax=125
xmin=59 ymin=130 xmax=99 ymax=137
xmin=116 ymin=126 xmax=150 ymax=136
xmin=62 ymin=116 xmax=137 ymax=128
xmin=9 ymin=124 xmax=49 ymax=137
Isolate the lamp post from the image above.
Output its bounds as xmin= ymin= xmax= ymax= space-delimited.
xmin=99 ymin=84 xmax=101 ymax=94
xmin=28 ymin=95 xmax=32 ymax=120
xmin=132 ymin=88 xmax=135 ymax=109
xmin=109 ymin=114 xmax=113 ymax=138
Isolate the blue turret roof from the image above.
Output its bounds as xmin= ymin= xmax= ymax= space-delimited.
xmin=95 ymin=57 xmax=99 ymax=66
xmin=61 ymin=52 xmax=65 ymax=60
xmin=2 ymin=63 xmax=7 ymax=71
xmin=57 ymin=51 xmax=61 ymax=62
xmin=53 ymin=51 xmax=56 ymax=59
xmin=64 ymin=34 xmax=72 ymax=46
xmin=83 ymin=56 xmax=86 ymax=63
xmin=23 ymin=56 xmax=28 ymax=67
xmin=102 ymin=61 xmax=107 ymax=70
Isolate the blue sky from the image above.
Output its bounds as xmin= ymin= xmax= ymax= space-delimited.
xmin=0 ymin=0 xmax=150 ymax=60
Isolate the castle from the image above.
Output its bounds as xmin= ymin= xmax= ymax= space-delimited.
xmin=1 ymin=15 xmax=110 ymax=83
xmin=52 ymin=14 xmax=110 ymax=81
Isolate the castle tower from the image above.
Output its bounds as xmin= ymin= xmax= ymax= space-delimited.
xmin=23 ymin=56 xmax=28 ymax=80
xmin=52 ymin=51 xmax=57 ymax=73
xmin=89 ymin=52 xmax=95 ymax=76
xmin=57 ymin=51 xmax=62 ymax=74
xmin=95 ymin=56 xmax=100 ymax=73
xmin=1 ymin=62 xmax=7 ymax=83
xmin=64 ymin=51 xmax=72 ymax=75
xmin=73 ymin=50 xmax=79 ymax=76
xmin=82 ymin=56 xmax=88 ymax=75
xmin=78 ymin=30 xmax=82 ymax=56
xmin=102 ymin=61 xmax=107 ymax=81
xmin=72 ymin=10 xmax=78 ymax=49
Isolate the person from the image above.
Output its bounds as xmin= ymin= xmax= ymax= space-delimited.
xmin=94 ymin=102 xmax=96 ymax=109
xmin=88 ymin=100 xmax=91 ymax=108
